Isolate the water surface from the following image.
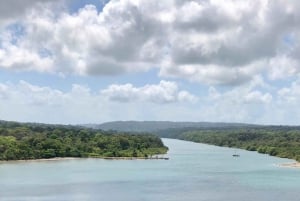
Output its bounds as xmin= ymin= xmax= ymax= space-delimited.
xmin=0 ymin=139 xmax=299 ymax=201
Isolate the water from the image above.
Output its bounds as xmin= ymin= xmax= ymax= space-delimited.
xmin=0 ymin=138 xmax=299 ymax=201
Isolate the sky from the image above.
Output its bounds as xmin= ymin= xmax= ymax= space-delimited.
xmin=0 ymin=0 xmax=300 ymax=125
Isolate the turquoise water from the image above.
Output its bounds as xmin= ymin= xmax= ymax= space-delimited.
xmin=0 ymin=138 xmax=299 ymax=201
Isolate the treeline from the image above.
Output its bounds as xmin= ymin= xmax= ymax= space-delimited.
xmin=93 ymin=121 xmax=254 ymax=133
xmin=174 ymin=127 xmax=300 ymax=162
xmin=0 ymin=121 xmax=168 ymax=161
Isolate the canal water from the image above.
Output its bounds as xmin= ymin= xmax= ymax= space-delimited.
xmin=0 ymin=138 xmax=299 ymax=201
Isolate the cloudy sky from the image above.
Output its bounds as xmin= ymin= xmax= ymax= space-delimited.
xmin=0 ymin=0 xmax=300 ymax=125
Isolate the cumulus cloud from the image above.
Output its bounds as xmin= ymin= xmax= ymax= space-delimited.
xmin=268 ymin=56 xmax=300 ymax=80
xmin=208 ymin=87 xmax=273 ymax=106
xmin=199 ymin=76 xmax=300 ymax=125
xmin=0 ymin=80 xmax=198 ymax=123
xmin=0 ymin=83 xmax=9 ymax=99
xmin=101 ymin=80 xmax=198 ymax=103
xmin=0 ymin=2 xmax=168 ymax=75
xmin=161 ymin=0 xmax=300 ymax=85
xmin=199 ymin=76 xmax=275 ymax=123
xmin=1 ymin=0 xmax=300 ymax=85
xmin=0 ymin=43 xmax=54 ymax=72
xmin=244 ymin=91 xmax=272 ymax=104
xmin=160 ymin=60 xmax=264 ymax=85
xmin=0 ymin=80 xmax=105 ymax=123
xmin=1 ymin=78 xmax=300 ymax=124
xmin=0 ymin=81 xmax=65 ymax=106
xmin=0 ymin=0 xmax=60 ymax=27
xmin=277 ymin=81 xmax=300 ymax=103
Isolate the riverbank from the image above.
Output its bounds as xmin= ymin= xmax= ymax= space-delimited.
xmin=279 ymin=162 xmax=300 ymax=168
xmin=101 ymin=156 xmax=169 ymax=160
xmin=0 ymin=156 xmax=169 ymax=163
xmin=0 ymin=157 xmax=78 ymax=163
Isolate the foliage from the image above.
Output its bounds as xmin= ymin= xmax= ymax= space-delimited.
xmin=0 ymin=121 xmax=168 ymax=161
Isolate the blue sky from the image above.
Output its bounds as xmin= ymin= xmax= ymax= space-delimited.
xmin=0 ymin=0 xmax=300 ymax=125
xmin=68 ymin=0 xmax=108 ymax=13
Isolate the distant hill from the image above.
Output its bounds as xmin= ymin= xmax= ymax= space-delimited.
xmin=85 ymin=121 xmax=257 ymax=133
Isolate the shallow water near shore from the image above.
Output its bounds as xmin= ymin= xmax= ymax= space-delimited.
xmin=0 ymin=138 xmax=299 ymax=201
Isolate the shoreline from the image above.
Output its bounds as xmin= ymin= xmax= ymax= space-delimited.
xmin=0 ymin=157 xmax=80 ymax=163
xmin=0 ymin=156 xmax=169 ymax=163
xmin=279 ymin=162 xmax=300 ymax=168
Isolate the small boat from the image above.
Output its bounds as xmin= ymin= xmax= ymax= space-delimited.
xmin=232 ymin=149 xmax=240 ymax=157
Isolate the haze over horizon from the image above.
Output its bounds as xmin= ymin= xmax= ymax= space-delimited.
xmin=0 ymin=0 xmax=300 ymax=125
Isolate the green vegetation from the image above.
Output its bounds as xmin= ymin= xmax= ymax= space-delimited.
xmin=88 ymin=120 xmax=300 ymax=162
xmin=0 ymin=121 xmax=168 ymax=161
xmin=173 ymin=127 xmax=300 ymax=162
xmin=5 ymin=119 xmax=299 ymax=162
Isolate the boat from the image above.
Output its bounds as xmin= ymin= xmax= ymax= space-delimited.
xmin=232 ymin=150 xmax=240 ymax=157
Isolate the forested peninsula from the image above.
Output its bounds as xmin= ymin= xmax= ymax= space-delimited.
xmin=0 ymin=121 xmax=168 ymax=161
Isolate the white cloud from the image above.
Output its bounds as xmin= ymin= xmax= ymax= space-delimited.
xmin=7 ymin=80 xmax=65 ymax=106
xmin=0 ymin=0 xmax=61 ymax=27
xmin=0 ymin=0 xmax=300 ymax=86
xmin=0 ymin=80 xmax=197 ymax=124
xmin=0 ymin=43 xmax=54 ymax=72
xmin=0 ymin=2 xmax=167 ymax=75
xmin=244 ymin=91 xmax=272 ymax=104
xmin=268 ymin=56 xmax=300 ymax=80
xmin=100 ymin=83 xmax=139 ymax=102
xmin=207 ymin=85 xmax=273 ymax=106
xmin=1 ymin=0 xmax=300 ymax=125
xmin=0 ymin=80 xmax=103 ymax=123
xmin=1 ymin=78 xmax=300 ymax=125
xmin=0 ymin=83 xmax=9 ymax=99
xmin=178 ymin=91 xmax=198 ymax=102
xmin=101 ymin=80 xmax=198 ymax=103
xmin=277 ymin=81 xmax=300 ymax=103
xmin=160 ymin=60 xmax=265 ymax=85
xmin=201 ymin=77 xmax=275 ymax=123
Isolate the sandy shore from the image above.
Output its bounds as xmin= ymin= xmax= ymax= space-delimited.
xmin=0 ymin=156 xmax=169 ymax=163
xmin=0 ymin=157 xmax=80 ymax=163
xmin=100 ymin=156 xmax=169 ymax=160
xmin=279 ymin=162 xmax=300 ymax=168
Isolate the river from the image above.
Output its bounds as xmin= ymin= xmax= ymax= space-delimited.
xmin=0 ymin=138 xmax=299 ymax=201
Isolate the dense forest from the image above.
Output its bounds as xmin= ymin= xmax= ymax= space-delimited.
xmin=0 ymin=121 xmax=168 ymax=161
xmin=3 ymin=119 xmax=300 ymax=162
xmin=173 ymin=127 xmax=300 ymax=162
xmin=86 ymin=121 xmax=300 ymax=162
